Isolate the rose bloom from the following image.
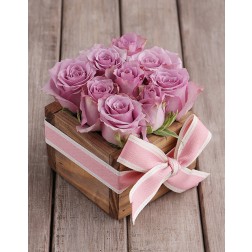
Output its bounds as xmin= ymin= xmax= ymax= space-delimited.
xmin=80 ymin=44 xmax=127 ymax=75
xmin=150 ymin=67 xmax=202 ymax=119
xmin=131 ymin=46 xmax=182 ymax=75
xmin=139 ymin=84 xmax=165 ymax=131
xmin=98 ymin=94 xmax=146 ymax=146
xmin=112 ymin=32 xmax=147 ymax=56
xmin=43 ymin=58 xmax=96 ymax=113
xmin=77 ymin=76 xmax=118 ymax=133
xmin=114 ymin=61 xmax=145 ymax=97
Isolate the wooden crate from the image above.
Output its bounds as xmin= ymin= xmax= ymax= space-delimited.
xmin=45 ymin=101 xmax=196 ymax=219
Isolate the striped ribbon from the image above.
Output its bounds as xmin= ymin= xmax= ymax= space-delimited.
xmin=118 ymin=114 xmax=211 ymax=223
xmin=45 ymin=114 xmax=211 ymax=223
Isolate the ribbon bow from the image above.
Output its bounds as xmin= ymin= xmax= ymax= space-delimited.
xmin=117 ymin=114 xmax=212 ymax=224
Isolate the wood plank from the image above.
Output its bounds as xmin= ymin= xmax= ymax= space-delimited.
xmin=178 ymin=0 xmax=225 ymax=251
xmin=51 ymin=1 xmax=127 ymax=251
xmin=121 ymin=0 xmax=205 ymax=251
xmin=28 ymin=0 xmax=62 ymax=251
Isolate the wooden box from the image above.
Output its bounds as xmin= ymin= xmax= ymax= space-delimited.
xmin=45 ymin=101 xmax=196 ymax=219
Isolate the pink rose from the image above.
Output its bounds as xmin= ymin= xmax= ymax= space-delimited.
xmin=80 ymin=44 xmax=127 ymax=75
xmin=150 ymin=68 xmax=202 ymax=119
xmin=43 ymin=58 xmax=96 ymax=112
xmin=131 ymin=46 xmax=182 ymax=74
xmin=113 ymin=61 xmax=145 ymax=97
xmin=98 ymin=94 xmax=146 ymax=146
xmin=77 ymin=76 xmax=118 ymax=133
xmin=112 ymin=32 xmax=147 ymax=56
xmin=139 ymin=85 xmax=165 ymax=131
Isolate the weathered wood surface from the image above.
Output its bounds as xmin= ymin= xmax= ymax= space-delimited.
xmin=29 ymin=0 xmax=224 ymax=251
xmin=28 ymin=0 xmax=61 ymax=251
xmin=178 ymin=0 xmax=225 ymax=251
xmin=51 ymin=1 xmax=128 ymax=252
xmin=121 ymin=0 xmax=205 ymax=251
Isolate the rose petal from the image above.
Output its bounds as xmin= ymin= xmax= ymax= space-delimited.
xmin=43 ymin=80 xmax=79 ymax=112
xmin=176 ymin=82 xmax=203 ymax=120
xmin=76 ymin=120 xmax=101 ymax=133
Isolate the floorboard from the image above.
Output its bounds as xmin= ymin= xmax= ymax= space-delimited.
xmin=28 ymin=0 xmax=62 ymax=251
xmin=51 ymin=1 xmax=128 ymax=251
xmin=121 ymin=1 xmax=205 ymax=251
xmin=178 ymin=0 xmax=225 ymax=251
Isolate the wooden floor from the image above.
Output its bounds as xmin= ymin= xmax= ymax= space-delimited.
xmin=28 ymin=0 xmax=224 ymax=251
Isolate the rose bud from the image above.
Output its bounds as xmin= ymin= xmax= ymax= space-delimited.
xmin=98 ymin=94 xmax=146 ymax=147
xmin=112 ymin=32 xmax=147 ymax=56
xmin=77 ymin=76 xmax=118 ymax=133
xmin=150 ymin=67 xmax=202 ymax=119
xmin=43 ymin=57 xmax=96 ymax=113
xmin=139 ymin=84 xmax=166 ymax=131
xmin=114 ymin=61 xmax=145 ymax=97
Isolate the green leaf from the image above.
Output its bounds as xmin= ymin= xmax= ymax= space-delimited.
xmin=153 ymin=128 xmax=179 ymax=138
xmin=115 ymin=133 xmax=124 ymax=148
xmin=162 ymin=112 xmax=178 ymax=129
xmin=147 ymin=126 xmax=153 ymax=134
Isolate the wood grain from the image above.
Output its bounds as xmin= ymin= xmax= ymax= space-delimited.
xmin=178 ymin=0 xmax=225 ymax=251
xmin=121 ymin=0 xmax=205 ymax=251
xmin=28 ymin=0 xmax=61 ymax=251
xmin=51 ymin=1 xmax=127 ymax=251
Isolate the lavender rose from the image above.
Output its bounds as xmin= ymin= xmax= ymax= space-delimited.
xmin=112 ymin=32 xmax=147 ymax=56
xmin=131 ymin=46 xmax=182 ymax=75
xmin=150 ymin=67 xmax=202 ymax=119
xmin=80 ymin=44 xmax=127 ymax=75
xmin=114 ymin=61 xmax=145 ymax=97
xmin=139 ymin=85 xmax=166 ymax=131
xmin=77 ymin=76 xmax=118 ymax=133
xmin=98 ymin=94 xmax=146 ymax=146
xmin=43 ymin=58 xmax=96 ymax=112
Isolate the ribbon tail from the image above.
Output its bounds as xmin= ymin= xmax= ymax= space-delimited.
xmin=129 ymin=164 xmax=171 ymax=224
xmin=164 ymin=168 xmax=209 ymax=193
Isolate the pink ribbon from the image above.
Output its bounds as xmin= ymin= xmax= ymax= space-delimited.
xmin=45 ymin=114 xmax=211 ymax=224
xmin=117 ymin=114 xmax=212 ymax=224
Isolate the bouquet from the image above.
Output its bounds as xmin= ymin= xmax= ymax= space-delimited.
xmin=43 ymin=33 xmax=202 ymax=147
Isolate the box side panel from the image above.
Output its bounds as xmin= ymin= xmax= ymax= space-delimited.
xmin=45 ymin=102 xmax=114 ymax=216
xmin=53 ymin=149 xmax=110 ymax=213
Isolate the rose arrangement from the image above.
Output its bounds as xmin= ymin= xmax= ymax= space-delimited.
xmin=44 ymin=33 xmax=202 ymax=147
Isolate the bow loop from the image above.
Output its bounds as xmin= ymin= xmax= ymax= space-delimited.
xmin=117 ymin=114 xmax=212 ymax=224
xmin=174 ymin=115 xmax=212 ymax=167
